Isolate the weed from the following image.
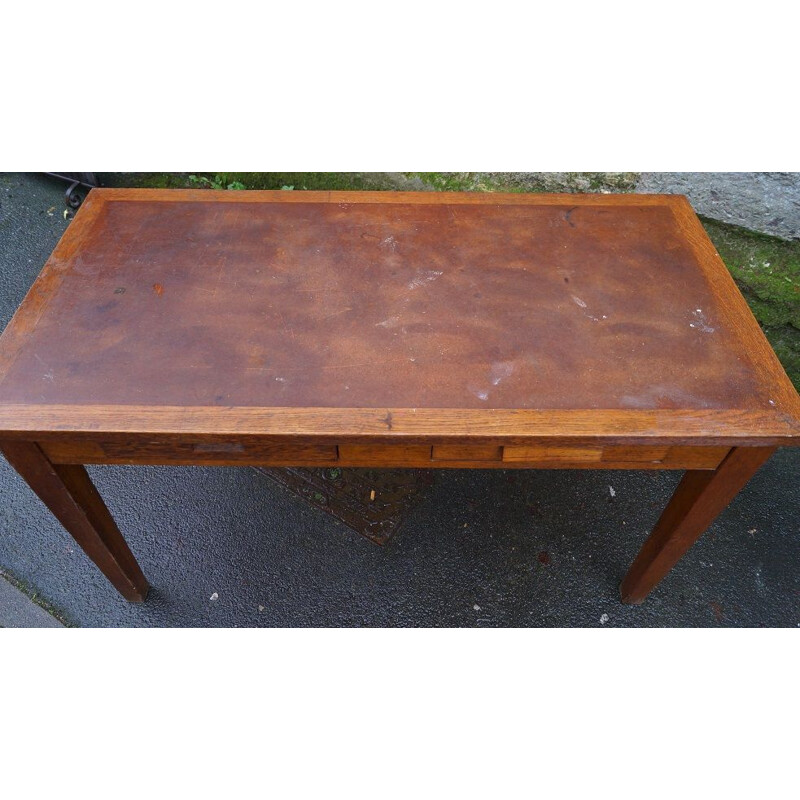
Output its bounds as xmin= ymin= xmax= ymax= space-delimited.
xmin=188 ymin=174 xmax=246 ymax=191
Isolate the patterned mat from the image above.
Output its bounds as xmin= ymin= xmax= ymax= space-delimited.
xmin=253 ymin=466 xmax=435 ymax=545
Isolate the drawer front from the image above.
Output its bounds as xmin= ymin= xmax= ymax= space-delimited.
xmin=432 ymin=445 xmax=503 ymax=462
xmin=337 ymin=444 xmax=432 ymax=466
xmin=504 ymin=445 xmax=607 ymax=463
xmin=503 ymin=444 xmax=729 ymax=469
xmin=503 ymin=445 xmax=665 ymax=463
xmin=42 ymin=440 xmax=730 ymax=471
xmin=42 ymin=439 xmax=338 ymax=466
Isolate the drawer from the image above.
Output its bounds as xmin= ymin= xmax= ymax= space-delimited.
xmin=503 ymin=445 xmax=667 ymax=463
xmin=502 ymin=444 xmax=729 ymax=469
xmin=42 ymin=439 xmax=730 ymax=471
xmin=42 ymin=439 xmax=339 ymax=466
xmin=504 ymin=445 xmax=607 ymax=463
xmin=337 ymin=444 xmax=432 ymax=466
xmin=432 ymin=445 xmax=503 ymax=462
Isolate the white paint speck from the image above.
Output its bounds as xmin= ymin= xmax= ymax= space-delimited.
xmin=609 ymin=486 xmax=616 ymax=497
xmin=490 ymin=361 xmax=515 ymax=386
xmin=473 ymin=604 xmax=481 ymax=611
xmin=275 ymin=376 xmax=287 ymax=383
xmin=468 ymin=384 xmax=490 ymax=401
xmin=407 ymin=270 xmax=443 ymax=290
xmin=769 ymin=399 xmax=776 ymax=406
xmin=600 ymin=613 xmax=609 ymax=625
xmin=571 ymin=295 xmax=604 ymax=322
xmin=210 ymin=592 xmax=219 ymax=601
xmin=689 ymin=309 xmax=715 ymax=333
xmin=376 ymin=315 xmax=401 ymax=328
xmin=258 ymin=605 xmax=265 ymax=612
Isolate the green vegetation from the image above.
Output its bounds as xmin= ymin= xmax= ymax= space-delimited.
xmin=403 ymin=172 xmax=521 ymax=192
xmin=701 ymin=216 xmax=800 ymax=389
xmin=188 ymin=174 xmax=246 ymax=190
xmin=212 ymin=172 xmax=403 ymax=191
xmin=98 ymin=172 xmax=415 ymax=192
xmin=404 ymin=172 xmax=641 ymax=193
xmin=759 ymin=325 xmax=800 ymax=392
xmin=95 ymin=172 xmax=192 ymax=189
xmin=98 ymin=171 xmax=640 ymax=194
xmin=701 ymin=217 xmax=800 ymax=328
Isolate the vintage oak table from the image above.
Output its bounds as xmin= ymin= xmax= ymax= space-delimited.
xmin=1 ymin=189 xmax=799 ymax=604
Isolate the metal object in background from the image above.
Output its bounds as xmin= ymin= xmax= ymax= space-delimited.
xmin=45 ymin=173 xmax=99 ymax=208
xmin=254 ymin=467 xmax=435 ymax=545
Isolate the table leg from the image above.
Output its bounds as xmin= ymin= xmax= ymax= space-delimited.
xmin=620 ymin=446 xmax=775 ymax=604
xmin=0 ymin=440 xmax=149 ymax=602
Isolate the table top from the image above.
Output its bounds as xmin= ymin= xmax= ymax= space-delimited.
xmin=1 ymin=189 xmax=798 ymax=445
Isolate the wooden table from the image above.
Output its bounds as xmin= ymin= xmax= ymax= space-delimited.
xmin=1 ymin=189 xmax=798 ymax=604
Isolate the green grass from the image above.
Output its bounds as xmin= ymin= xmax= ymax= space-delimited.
xmin=701 ymin=217 xmax=800 ymax=328
xmin=700 ymin=217 xmax=800 ymax=389
xmin=98 ymin=172 xmax=407 ymax=192
xmin=95 ymin=172 xmax=193 ymax=189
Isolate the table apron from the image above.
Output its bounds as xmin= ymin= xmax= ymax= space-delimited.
xmin=37 ymin=439 xmax=732 ymax=470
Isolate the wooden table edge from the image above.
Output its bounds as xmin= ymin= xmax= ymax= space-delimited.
xmin=0 ymin=405 xmax=798 ymax=445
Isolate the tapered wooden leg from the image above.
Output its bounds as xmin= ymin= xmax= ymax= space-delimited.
xmin=1 ymin=441 xmax=149 ymax=602
xmin=620 ymin=446 xmax=775 ymax=604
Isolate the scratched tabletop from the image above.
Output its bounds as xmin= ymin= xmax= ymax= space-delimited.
xmin=0 ymin=190 xmax=793 ymax=421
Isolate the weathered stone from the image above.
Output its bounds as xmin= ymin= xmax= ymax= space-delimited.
xmin=636 ymin=172 xmax=800 ymax=241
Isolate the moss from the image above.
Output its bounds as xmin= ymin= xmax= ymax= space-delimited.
xmin=701 ymin=217 xmax=800 ymax=389
xmin=406 ymin=172 xmax=640 ymax=194
xmin=97 ymin=171 xmax=639 ymax=195
xmin=96 ymin=172 xmax=193 ymax=189
xmin=701 ymin=217 xmax=800 ymax=328
xmin=98 ymin=172 xmax=419 ymax=192
xmin=199 ymin=172 xmax=393 ymax=191
xmin=403 ymin=172 xmax=523 ymax=193
xmin=761 ymin=325 xmax=800 ymax=391
xmin=485 ymin=172 xmax=640 ymax=193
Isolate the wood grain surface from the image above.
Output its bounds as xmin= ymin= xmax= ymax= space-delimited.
xmin=620 ymin=446 xmax=776 ymax=603
xmin=0 ymin=189 xmax=798 ymax=446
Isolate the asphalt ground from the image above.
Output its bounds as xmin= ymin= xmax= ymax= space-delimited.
xmin=1 ymin=173 xmax=798 ymax=627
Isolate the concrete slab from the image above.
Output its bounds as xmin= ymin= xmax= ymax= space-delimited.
xmin=0 ymin=574 xmax=64 ymax=628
